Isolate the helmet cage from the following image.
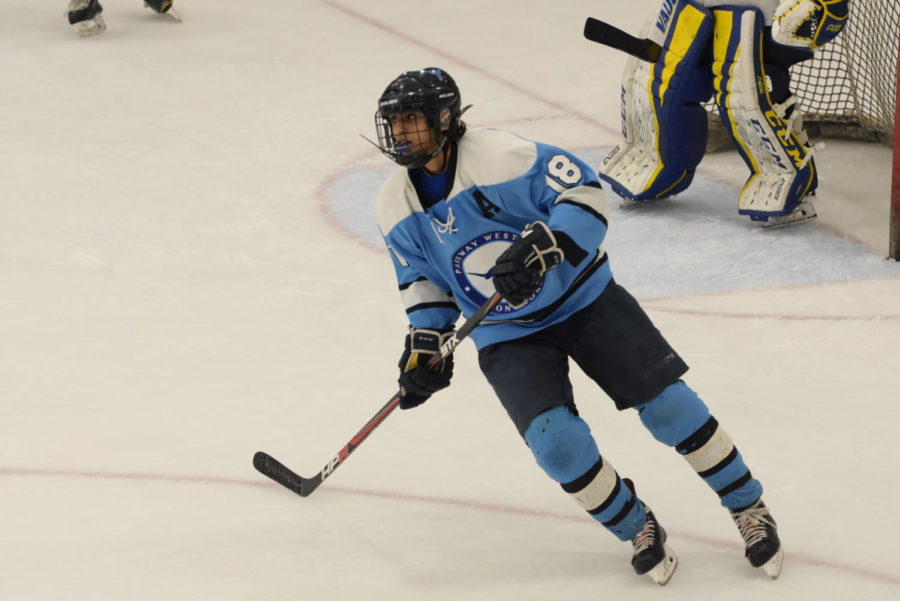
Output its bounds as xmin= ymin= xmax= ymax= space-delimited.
xmin=374 ymin=106 xmax=444 ymax=169
xmin=374 ymin=68 xmax=464 ymax=169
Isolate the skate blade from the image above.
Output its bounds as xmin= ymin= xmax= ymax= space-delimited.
xmin=760 ymin=546 xmax=783 ymax=579
xmin=646 ymin=544 xmax=678 ymax=586
xmin=762 ymin=203 xmax=817 ymax=230
xmin=617 ymin=195 xmax=671 ymax=210
xmin=75 ymin=17 xmax=106 ymax=36
xmin=145 ymin=2 xmax=182 ymax=21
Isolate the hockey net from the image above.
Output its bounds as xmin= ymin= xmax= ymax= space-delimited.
xmin=793 ymin=1 xmax=900 ymax=258
xmin=791 ymin=0 xmax=899 ymax=145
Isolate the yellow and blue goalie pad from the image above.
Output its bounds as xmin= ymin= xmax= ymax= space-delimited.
xmin=712 ymin=5 xmax=817 ymax=219
xmin=599 ymin=0 xmax=715 ymax=202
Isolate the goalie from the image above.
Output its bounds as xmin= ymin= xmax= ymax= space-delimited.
xmin=598 ymin=0 xmax=848 ymax=227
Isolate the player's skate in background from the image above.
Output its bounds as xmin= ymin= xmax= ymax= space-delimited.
xmin=67 ymin=0 xmax=180 ymax=36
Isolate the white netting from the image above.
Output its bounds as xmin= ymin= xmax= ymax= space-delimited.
xmin=791 ymin=0 xmax=900 ymax=143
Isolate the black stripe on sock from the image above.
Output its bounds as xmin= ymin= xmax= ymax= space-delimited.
xmin=697 ymin=446 xmax=738 ymax=478
xmin=676 ymin=416 xmax=719 ymax=454
xmin=588 ymin=475 xmax=623 ymax=516
xmin=601 ymin=492 xmax=636 ymax=528
xmin=716 ymin=470 xmax=753 ymax=498
xmin=561 ymin=458 xmax=603 ymax=494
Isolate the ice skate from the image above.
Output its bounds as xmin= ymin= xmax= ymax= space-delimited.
xmin=145 ymin=0 xmax=181 ymax=21
xmin=730 ymin=499 xmax=783 ymax=579
xmin=760 ymin=198 xmax=817 ymax=229
xmin=631 ymin=505 xmax=678 ymax=585
xmin=67 ymin=0 xmax=106 ymax=37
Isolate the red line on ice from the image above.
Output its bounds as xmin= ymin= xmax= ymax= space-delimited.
xmin=3 ymin=466 xmax=898 ymax=588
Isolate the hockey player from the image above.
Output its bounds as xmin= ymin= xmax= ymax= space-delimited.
xmin=66 ymin=1 xmax=178 ymax=37
xmin=598 ymin=0 xmax=848 ymax=227
xmin=373 ymin=67 xmax=783 ymax=584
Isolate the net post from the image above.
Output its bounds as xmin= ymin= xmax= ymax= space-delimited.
xmin=891 ymin=33 xmax=900 ymax=260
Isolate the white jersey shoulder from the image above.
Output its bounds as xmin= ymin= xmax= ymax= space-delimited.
xmin=450 ymin=128 xmax=539 ymax=197
xmin=375 ymin=128 xmax=539 ymax=235
xmin=374 ymin=167 xmax=420 ymax=237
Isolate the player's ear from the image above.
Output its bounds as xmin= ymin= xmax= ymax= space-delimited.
xmin=439 ymin=108 xmax=451 ymax=130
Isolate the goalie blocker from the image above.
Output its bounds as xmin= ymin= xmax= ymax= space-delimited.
xmin=598 ymin=0 xmax=821 ymax=226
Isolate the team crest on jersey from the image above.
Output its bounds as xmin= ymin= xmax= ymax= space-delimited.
xmin=451 ymin=231 xmax=542 ymax=314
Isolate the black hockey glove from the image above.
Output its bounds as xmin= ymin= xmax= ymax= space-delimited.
xmin=397 ymin=327 xmax=455 ymax=410
xmin=492 ymin=221 xmax=564 ymax=306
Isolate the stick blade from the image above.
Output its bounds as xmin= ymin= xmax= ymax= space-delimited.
xmin=253 ymin=451 xmax=320 ymax=497
xmin=583 ymin=17 xmax=661 ymax=63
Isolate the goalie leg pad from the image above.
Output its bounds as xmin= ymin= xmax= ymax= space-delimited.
xmin=599 ymin=0 xmax=714 ymax=202
xmin=712 ymin=6 xmax=817 ymax=220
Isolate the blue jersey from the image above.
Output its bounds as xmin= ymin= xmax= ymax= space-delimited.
xmin=376 ymin=128 xmax=613 ymax=349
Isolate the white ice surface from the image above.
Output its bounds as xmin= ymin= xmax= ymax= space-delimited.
xmin=1 ymin=1 xmax=899 ymax=600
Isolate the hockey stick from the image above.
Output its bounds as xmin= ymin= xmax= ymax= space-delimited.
xmin=583 ymin=17 xmax=662 ymax=63
xmin=253 ymin=292 xmax=504 ymax=497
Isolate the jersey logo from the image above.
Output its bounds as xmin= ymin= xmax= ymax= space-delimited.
xmin=451 ymin=231 xmax=543 ymax=315
xmin=473 ymin=189 xmax=501 ymax=219
xmin=431 ymin=207 xmax=458 ymax=244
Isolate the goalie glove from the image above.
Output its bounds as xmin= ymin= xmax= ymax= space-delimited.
xmin=772 ymin=0 xmax=848 ymax=50
xmin=397 ymin=327 xmax=455 ymax=410
xmin=492 ymin=221 xmax=564 ymax=307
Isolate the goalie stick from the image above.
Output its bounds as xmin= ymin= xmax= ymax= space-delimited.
xmin=583 ymin=17 xmax=662 ymax=63
xmin=253 ymin=292 xmax=504 ymax=497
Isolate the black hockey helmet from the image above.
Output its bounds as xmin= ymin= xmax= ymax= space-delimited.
xmin=374 ymin=67 xmax=468 ymax=168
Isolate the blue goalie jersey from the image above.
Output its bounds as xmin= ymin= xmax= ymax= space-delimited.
xmin=376 ymin=128 xmax=613 ymax=349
